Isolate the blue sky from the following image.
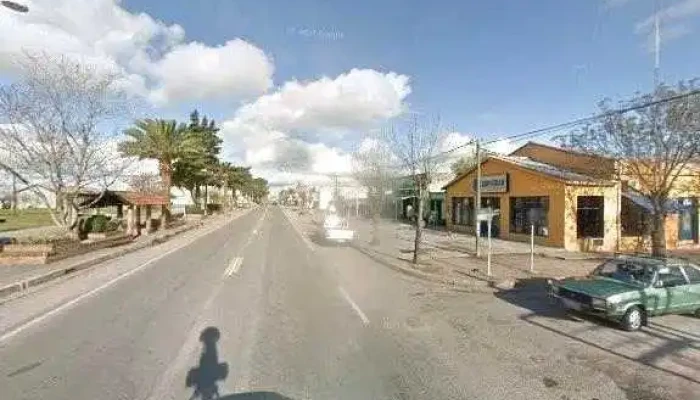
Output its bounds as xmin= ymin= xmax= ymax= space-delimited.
xmin=123 ymin=0 xmax=698 ymax=137
xmin=2 ymin=0 xmax=700 ymax=184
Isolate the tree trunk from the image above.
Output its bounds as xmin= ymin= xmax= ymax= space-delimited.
xmin=371 ymin=211 xmax=381 ymax=246
xmin=412 ymin=187 xmax=424 ymax=264
xmin=204 ymin=185 xmax=209 ymax=215
xmin=160 ymin=204 xmax=168 ymax=229
xmin=651 ymin=211 xmax=667 ymax=256
xmin=159 ymin=161 xmax=172 ymax=225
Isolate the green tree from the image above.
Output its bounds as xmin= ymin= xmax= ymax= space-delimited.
xmin=172 ymin=110 xmax=222 ymax=209
xmin=119 ymin=119 xmax=197 ymax=223
xmin=555 ymin=81 xmax=700 ymax=256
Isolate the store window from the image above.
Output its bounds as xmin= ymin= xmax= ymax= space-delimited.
xmin=677 ymin=198 xmax=698 ymax=242
xmin=621 ymin=197 xmax=650 ymax=236
xmin=510 ymin=197 xmax=549 ymax=236
xmin=577 ymin=196 xmax=605 ymax=238
xmin=452 ymin=197 xmax=474 ymax=226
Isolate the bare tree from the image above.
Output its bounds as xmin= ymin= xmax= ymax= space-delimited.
xmin=128 ymin=173 xmax=164 ymax=194
xmin=390 ymin=116 xmax=446 ymax=264
xmin=556 ymin=81 xmax=700 ymax=256
xmin=352 ymin=134 xmax=397 ymax=246
xmin=0 ymin=53 xmax=132 ymax=233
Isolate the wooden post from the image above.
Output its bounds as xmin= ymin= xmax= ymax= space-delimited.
xmin=487 ymin=217 xmax=492 ymax=276
xmin=135 ymin=206 xmax=141 ymax=236
xmin=145 ymin=205 xmax=152 ymax=234
xmin=117 ymin=204 xmax=124 ymax=219
xmin=126 ymin=206 xmax=135 ymax=236
xmin=530 ymin=224 xmax=535 ymax=273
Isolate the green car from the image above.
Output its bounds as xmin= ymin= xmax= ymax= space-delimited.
xmin=548 ymin=255 xmax=700 ymax=331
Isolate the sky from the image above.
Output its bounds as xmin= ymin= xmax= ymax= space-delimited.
xmin=1 ymin=0 xmax=699 ymax=186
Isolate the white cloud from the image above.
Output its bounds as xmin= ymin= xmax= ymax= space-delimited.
xmin=149 ymin=39 xmax=273 ymax=105
xmin=0 ymin=0 xmax=272 ymax=105
xmin=221 ymin=68 xmax=411 ymax=184
xmin=633 ymin=0 xmax=700 ymax=45
xmin=232 ymin=69 xmax=411 ymax=134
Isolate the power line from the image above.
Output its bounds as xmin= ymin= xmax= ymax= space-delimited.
xmin=439 ymin=87 xmax=700 ymax=156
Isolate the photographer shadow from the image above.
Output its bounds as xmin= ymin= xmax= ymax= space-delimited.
xmin=186 ymin=327 xmax=294 ymax=400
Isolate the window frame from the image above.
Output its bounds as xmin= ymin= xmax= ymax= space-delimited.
xmin=509 ymin=196 xmax=549 ymax=237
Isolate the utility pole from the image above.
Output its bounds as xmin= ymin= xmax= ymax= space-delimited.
xmin=653 ymin=0 xmax=661 ymax=89
xmin=475 ymin=140 xmax=482 ymax=257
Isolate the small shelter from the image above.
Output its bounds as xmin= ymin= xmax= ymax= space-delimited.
xmin=78 ymin=190 xmax=170 ymax=236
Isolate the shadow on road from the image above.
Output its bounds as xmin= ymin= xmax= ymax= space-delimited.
xmin=218 ymin=393 xmax=294 ymax=399
xmin=493 ymin=280 xmax=700 ymax=385
xmin=185 ymin=327 xmax=296 ymax=400
xmin=493 ymin=278 xmax=588 ymax=322
xmin=186 ymin=327 xmax=229 ymax=400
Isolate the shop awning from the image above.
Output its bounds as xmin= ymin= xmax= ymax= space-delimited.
xmin=622 ymin=189 xmax=683 ymax=213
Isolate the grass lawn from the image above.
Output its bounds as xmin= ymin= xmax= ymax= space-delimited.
xmin=0 ymin=209 xmax=55 ymax=232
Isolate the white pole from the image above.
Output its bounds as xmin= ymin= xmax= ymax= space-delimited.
xmin=475 ymin=140 xmax=481 ymax=257
xmin=530 ymin=224 xmax=535 ymax=273
xmin=487 ymin=217 xmax=492 ymax=276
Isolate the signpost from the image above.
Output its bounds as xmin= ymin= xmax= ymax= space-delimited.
xmin=477 ymin=208 xmax=499 ymax=276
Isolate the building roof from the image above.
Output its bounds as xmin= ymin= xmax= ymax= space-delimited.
xmin=509 ymin=141 xmax=615 ymax=161
xmin=442 ymin=155 xmax=616 ymax=190
xmin=78 ymin=190 xmax=169 ymax=208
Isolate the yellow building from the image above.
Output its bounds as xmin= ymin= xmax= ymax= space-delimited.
xmin=443 ymin=142 xmax=700 ymax=253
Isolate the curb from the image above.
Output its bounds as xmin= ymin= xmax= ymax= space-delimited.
xmin=0 ymin=213 xmax=241 ymax=302
xmin=352 ymin=244 xmax=496 ymax=294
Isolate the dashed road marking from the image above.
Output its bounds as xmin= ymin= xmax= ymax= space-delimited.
xmin=224 ymin=257 xmax=244 ymax=277
xmin=338 ymin=286 xmax=370 ymax=326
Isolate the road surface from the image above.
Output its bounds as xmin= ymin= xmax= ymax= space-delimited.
xmin=0 ymin=207 xmax=697 ymax=399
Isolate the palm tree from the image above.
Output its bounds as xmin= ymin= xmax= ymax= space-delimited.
xmin=119 ymin=119 xmax=195 ymax=224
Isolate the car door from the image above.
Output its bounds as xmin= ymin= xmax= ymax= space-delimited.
xmin=652 ymin=266 xmax=692 ymax=315
xmin=681 ymin=264 xmax=700 ymax=312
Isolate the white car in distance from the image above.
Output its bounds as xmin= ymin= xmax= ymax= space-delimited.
xmin=321 ymin=213 xmax=354 ymax=244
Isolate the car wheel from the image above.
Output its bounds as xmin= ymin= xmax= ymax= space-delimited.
xmin=622 ymin=306 xmax=644 ymax=331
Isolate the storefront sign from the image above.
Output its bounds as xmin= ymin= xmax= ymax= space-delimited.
xmin=473 ymin=174 xmax=509 ymax=193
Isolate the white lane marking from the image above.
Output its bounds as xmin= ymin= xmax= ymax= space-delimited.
xmin=338 ymin=286 xmax=370 ymax=326
xmin=0 ymin=213 xmax=249 ymax=344
xmin=224 ymin=257 xmax=244 ymax=277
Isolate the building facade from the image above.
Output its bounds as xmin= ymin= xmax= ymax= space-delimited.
xmin=443 ymin=142 xmax=700 ymax=253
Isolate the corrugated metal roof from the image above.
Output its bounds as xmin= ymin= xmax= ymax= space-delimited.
xmin=493 ymin=155 xmax=612 ymax=184
xmin=442 ymin=155 xmax=616 ymax=190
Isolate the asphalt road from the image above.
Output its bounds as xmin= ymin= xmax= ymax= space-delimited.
xmin=0 ymin=206 xmax=697 ymax=400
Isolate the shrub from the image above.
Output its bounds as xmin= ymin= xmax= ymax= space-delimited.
xmin=106 ymin=220 xmax=121 ymax=232
xmin=185 ymin=205 xmax=204 ymax=215
xmin=206 ymin=203 xmax=222 ymax=214
xmin=85 ymin=215 xmax=109 ymax=233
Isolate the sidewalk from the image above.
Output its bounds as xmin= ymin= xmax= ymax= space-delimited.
xmin=0 ymin=209 xmax=249 ymax=300
xmin=347 ymin=216 xmax=601 ymax=289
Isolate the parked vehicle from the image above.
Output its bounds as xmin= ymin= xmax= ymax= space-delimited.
xmin=548 ymin=254 xmax=700 ymax=331
xmin=320 ymin=212 xmax=354 ymax=244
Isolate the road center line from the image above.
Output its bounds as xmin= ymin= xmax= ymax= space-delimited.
xmin=338 ymin=286 xmax=370 ymax=326
xmin=224 ymin=257 xmax=244 ymax=277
